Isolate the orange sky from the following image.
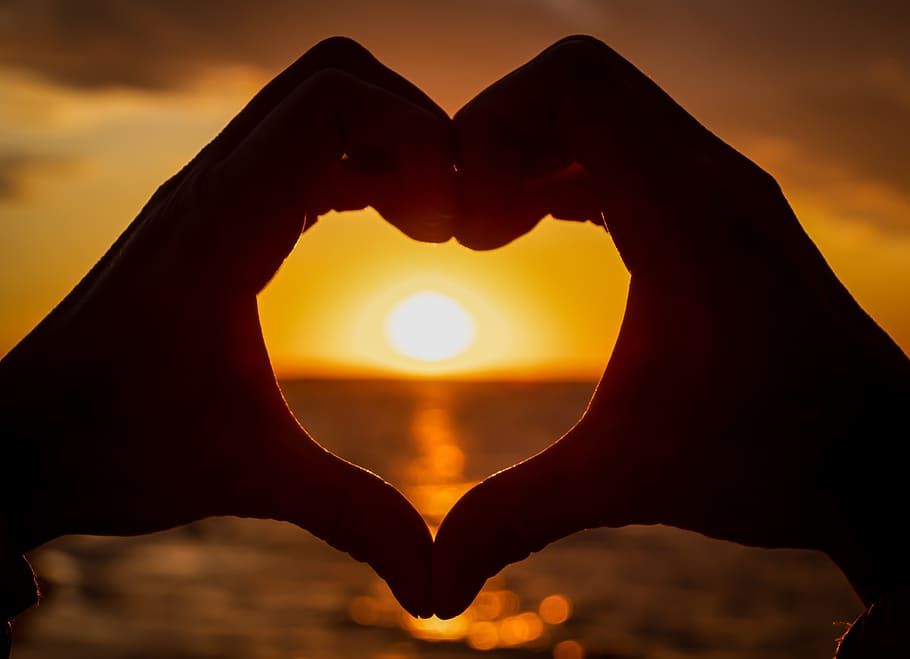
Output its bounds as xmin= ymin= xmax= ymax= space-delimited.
xmin=1 ymin=2 xmax=908 ymax=379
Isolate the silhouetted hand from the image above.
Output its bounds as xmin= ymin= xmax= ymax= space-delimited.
xmin=0 ymin=37 xmax=456 ymax=617
xmin=435 ymin=35 xmax=910 ymax=618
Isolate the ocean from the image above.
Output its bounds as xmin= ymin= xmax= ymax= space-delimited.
xmin=13 ymin=379 xmax=861 ymax=659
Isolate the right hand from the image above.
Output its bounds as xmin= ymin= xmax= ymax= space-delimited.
xmin=434 ymin=35 xmax=910 ymax=618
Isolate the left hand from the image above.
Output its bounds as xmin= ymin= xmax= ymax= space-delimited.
xmin=0 ymin=37 xmax=456 ymax=618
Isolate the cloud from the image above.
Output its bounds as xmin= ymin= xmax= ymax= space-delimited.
xmin=0 ymin=0 xmax=907 ymax=230
xmin=0 ymin=1 xmax=258 ymax=90
xmin=0 ymin=0 xmax=541 ymax=91
xmin=0 ymin=154 xmax=38 ymax=201
xmin=0 ymin=152 xmax=80 ymax=202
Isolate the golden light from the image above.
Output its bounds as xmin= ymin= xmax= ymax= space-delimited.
xmin=466 ymin=622 xmax=500 ymax=651
xmin=539 ymin=594 xmax=572 ymax=625
xmin=553 ymin=639 xmax=585 ymax=659
xmin=499 ymin=612 xmax=544 ymax=646
xmin=472 ymin=592 xmax=505 ymax=621
xmin=385 ymin=291 xmax=475 ymax=362
xmin=402 ymin=614 xmax=472 ymax=642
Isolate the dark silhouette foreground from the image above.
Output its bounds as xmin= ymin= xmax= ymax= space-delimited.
xmin=2 ymin=36 xmax=907 ymax=658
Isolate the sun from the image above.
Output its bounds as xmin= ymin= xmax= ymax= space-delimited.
xmin=386 ymin=292 xmax=476 ymax=362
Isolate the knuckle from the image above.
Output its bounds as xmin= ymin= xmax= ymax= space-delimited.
xmin=550 ymin=34 xmax=613 ymax=67
xmin=753 ymin=164 xmax=785 ymax=199
xmin=557 ymin=33 xmax=610 ymax=51
xmin=306 ymin=35 xmax=374 ymax=65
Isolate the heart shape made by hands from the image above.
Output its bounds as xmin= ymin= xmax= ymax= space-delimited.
xmin=8 ymin=35 xmax=902 ymax=631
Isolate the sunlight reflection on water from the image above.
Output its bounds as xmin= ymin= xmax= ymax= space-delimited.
xmin=349 ymin=388 xmax=584 ymax=656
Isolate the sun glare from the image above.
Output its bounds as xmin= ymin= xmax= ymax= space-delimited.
xmin=386 ymin=292 xmax=475 ymax=362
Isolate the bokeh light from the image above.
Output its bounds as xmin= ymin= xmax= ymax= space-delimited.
xmin=554 ymin=639 xmax=585 ymax=659
xmin=539 ymin=594 xmax=572 ymax=625
xmin=466 ymin=621 xmax=499 ymax=650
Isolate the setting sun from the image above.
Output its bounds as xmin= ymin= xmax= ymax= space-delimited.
xmin=386 ymin=292 xmax=476 ymax=362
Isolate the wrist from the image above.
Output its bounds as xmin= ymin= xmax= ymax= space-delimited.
xmin=836 ymin=588 xmax=910 ymax=658
xmin=829 ymin=540 xmax=905 ymax=607
xmin=827 ymin=355 xmax=910 ymax=606
xmin=1 ymin=346 xmax=82 ymax=553
xmin=0 ymin=512 xmax=39 ymax=621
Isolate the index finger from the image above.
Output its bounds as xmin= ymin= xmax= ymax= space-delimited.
xmin=202 ymin=36 xmax=449 ymax=166
xmin=453 ymin=35 xmax=769 ymax=277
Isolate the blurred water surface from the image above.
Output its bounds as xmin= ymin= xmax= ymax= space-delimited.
xmin=15 ymin=379 xmax=860 ymax=659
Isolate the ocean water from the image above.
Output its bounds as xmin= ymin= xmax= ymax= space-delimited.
xmin=13 ymin=379 xmax=861 ymax=659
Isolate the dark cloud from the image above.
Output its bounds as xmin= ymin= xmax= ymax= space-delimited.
xmin=0 ymin=0 xmax=908 ymax=228
xmin=0 ymin=152 xmax=80 ymax=202
xmin=0 ymin=154 xmax=38 ymax=201
xmin=0 ymin=0 xmax=554 ymax=91
xmin=592 ymin=1 xmax=910 ymax=200
xmin=0 ymin=1 xmax=271 ymax=90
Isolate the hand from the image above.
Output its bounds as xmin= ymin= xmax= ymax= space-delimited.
xmin=0 ymin=37 xmax=457 ymax=618
xmin=434 ymin=35 xmax=910 ymax=618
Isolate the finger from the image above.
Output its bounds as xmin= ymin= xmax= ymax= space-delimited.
xmin=453 ymin=77 xmax=567 ymax=249
xmin=307 ymin=75 xmax=456 ymax=241
xmin=51 ymin=40 xmax=423 ymax=306
xmin=199 ymin=36 xmax=448 ymax=166
xmin=451 ymin=163 xmax=603 ymax=249
xmin=212 ymin=36 xmax=454 ymax=241
xmin=245 ymin=68 xmax=454 ymax=235
xmin=246 ymin=421 xmax=434 ymax=618
xmin=453 ymin=36 xmax=610 ymax=250
xmin=432 ymin=424 xmax=612 ymax=619
xmin=199 ymin=68 xmax=455 ymax=291
xmin=454 ymin=34 xmax=669 ymax=250
xmin=454 ymin=35 xmax=768 ymax=274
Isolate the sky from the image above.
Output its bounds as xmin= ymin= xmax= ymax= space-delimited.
xmin=1 ymin=1 xmax=908 ymax=379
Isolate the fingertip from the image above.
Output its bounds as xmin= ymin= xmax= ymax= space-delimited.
xmin=433 ymin=580 xmax=486 ymax=620
xmin=307 ymin=36 xmax=374 ymax=65
xmin=453 ymin=226 xmax=512 ymax=251
xmin=431 ymin=534 xmax=487 ymax=618
xmin=430 ymin=480 xmax=507 ymax=618
xmin=392 ymin=209 xmax=455 ymax=244
xmin=453 ymin=213 xmax=538 ymax=251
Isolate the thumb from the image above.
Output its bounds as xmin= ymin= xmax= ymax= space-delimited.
xmin=249 ymin=424 xmax=434 ymax=618
xmin=431 ymin=428 xmax=603 ymax=619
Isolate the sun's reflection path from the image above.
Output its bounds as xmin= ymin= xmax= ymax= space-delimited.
xmin=404 ymin=400 xmax=473 ymax=534
xmin=348 ymin=387 xmax=585 ymax=657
